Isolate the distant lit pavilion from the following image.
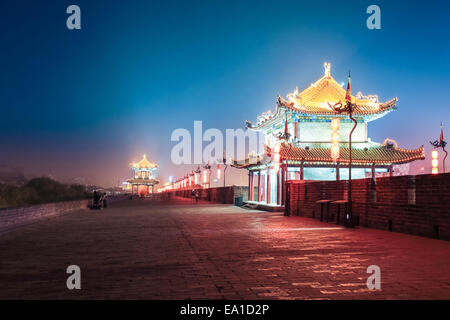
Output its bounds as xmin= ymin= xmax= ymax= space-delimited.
xmin=127 ymin=155 xmax=159 ymax=196
xmin=233 ymin=63 xmax=425 ymax=206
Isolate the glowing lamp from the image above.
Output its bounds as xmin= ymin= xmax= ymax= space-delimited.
xmin=432 ymin=150 xmax=439 ymax=174
xmin=331 ymin=118 xmax=340 ymax=131
xmin=217 ymin=164 xmax=221 ymax=180
xmin=331 ymin=145 xmax=340 ymax=159
xmin=331 ymin=132 xmax=339 ymax=141
xmin=203 ymin=170 xmax=207 ymax=183
xmin=331 ymin=118 xmax=340 ymax=161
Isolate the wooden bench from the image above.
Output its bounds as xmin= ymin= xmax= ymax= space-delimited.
xmin=315 ymin=200 xmax=332 ymax=222
xmin=331 ymin=200 xmax=348 ymax=225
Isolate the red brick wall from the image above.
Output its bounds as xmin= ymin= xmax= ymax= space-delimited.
xmin=287 ymin=173 xmax=450 ymax=240
xmin=174 ymin=186 xmax=248 ymax=204
xmin=0 ymin=200 xmax=89 ymax=233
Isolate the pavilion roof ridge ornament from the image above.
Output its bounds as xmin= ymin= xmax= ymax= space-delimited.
xmin=324 ymin=62 xmax=331 ymax=78
xmin=247 ymin=98 xmax=284 ymax=128
xmin=382 ymin=138 xmax=399 ymax=149
xmin=356 ymin=91 xmax=379 ymax=103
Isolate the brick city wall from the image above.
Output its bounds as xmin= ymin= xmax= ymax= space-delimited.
xmin=175 ymin=186 xmax=249 ymax=204
xmin=0 ymin=199 xmax=89 ymax=233
xmin=0 ymin=195 xmax=128 ymax=233
xmin=287 ymin=173 xmax=450 ymax=240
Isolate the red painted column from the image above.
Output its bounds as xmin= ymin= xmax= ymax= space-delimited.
xmin=281 ymin=164 xmax=285 ymax=206
xmin=277 ymin=171 xmax=281 ymax=205
xmin=257 ymin=170 xmax=261 ymax=202
xmin=248 ymin=171 xmax=251 ymax=201
xmin=249 ymin=171 xmax=253 ymax=201
xmin=251 ymin=172 xmax=255 ymax=201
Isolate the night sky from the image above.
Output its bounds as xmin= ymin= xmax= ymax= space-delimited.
xmin=1 ymin=0 xmax=449 ymax=186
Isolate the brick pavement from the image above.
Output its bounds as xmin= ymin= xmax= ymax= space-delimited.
xmin=0 ymin=197 xmax=449 ymax=299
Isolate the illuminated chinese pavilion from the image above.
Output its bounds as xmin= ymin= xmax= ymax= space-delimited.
xmin=127 ymin=154 xmax=159 ymax=196
xmin=234 ymin=62 xmax=425 ymax=206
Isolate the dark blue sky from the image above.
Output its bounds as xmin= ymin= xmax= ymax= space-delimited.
xmin=1 ymin=0 xmax=449 ymax=186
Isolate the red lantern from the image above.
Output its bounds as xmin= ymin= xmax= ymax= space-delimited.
xmin=217 ymin=164 xmax=221 ymax=180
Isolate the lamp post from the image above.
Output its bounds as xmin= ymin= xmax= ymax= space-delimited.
xmin=221 ymin=152 xmax=228 ymax=187
xmin=328 ymin=73 xmax=357 ymax=227
xmin=189 ymin=172 xmax=195 ymax=188
xmin=430 ymin=123 xmax=447 ymax=173
xmin=329 ymin=101 xmax=356 ymax=227
xmin=203 ymin=163 xmax=211 ymax=188
xmin=194 ymin=166 xmax=201 ymax=186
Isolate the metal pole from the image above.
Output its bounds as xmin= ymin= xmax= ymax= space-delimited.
xmin=347 ymin=112 xmax=357 ymax=227
xmin=281 ymin=164 xmax=285 ymax=205
xmin=257 ymin=170 xmax=261 ymax=202
xmin=223 ymin=163 xmax=228 ymax=187
xmin=443 ymin=148 xmax=448 ymax=173
xmin=283 ymin=144 xmax=292 ymax=212
xmin=248 ymin=171 xmax=251 ymax=201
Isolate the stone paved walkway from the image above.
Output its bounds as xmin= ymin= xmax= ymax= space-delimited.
xmin=0 ymin=197 xmax=449 ymax=299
